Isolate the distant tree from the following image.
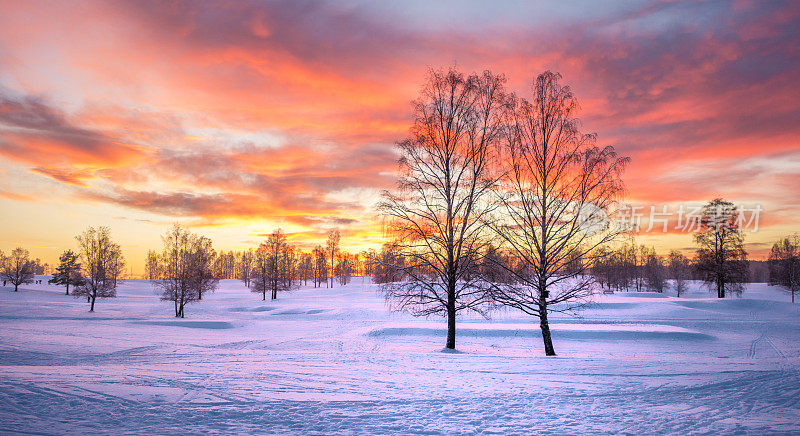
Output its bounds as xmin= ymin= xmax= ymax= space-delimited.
xmin=380 ymin=67 xmax=508 ymax=350
xmin=373 ymin=242 xmax=404 ymax=284
xmin=28 ymin=258 xmax=47 ymax=275
xmin=634 ymin=244 xmax=649 ymax=292
xmin=643 ymin=247 xmax=665 ymax=292
xmin=144 ymin=250 xmax=159 ymax=281
xmin=281 ymin=243 xmax=298 ymax=293
xmin=298 ymin=252 xmax=314 ymax=286
xmin=747 ymin=260 xmax=770 ymax=283
xmin=488 ymin=71 xmax=628 ymax=356
xmin=252 ymin=243 xmax=270 ymax=300
xmin=694 ymin=198 xmax=748 ymax=298
xmin=480 ymin=245 xmax=513 ymax=285
xmin=768 ymin=234 xmax=800 ymax=303
xmin=266 ymin=229 xmax=287 ymax=300
xmin=613 ymin=241 xmax=638 ymax=292
xmin=212 ymin=251 xmax=229 ymax=279
xmin=591 ymin=247 xmax=612 ymax=290
xmin=194 ymin=236 xmax=217 ymax=301
xmin=361 ymin=249 xmax=377 ymax=278
xmin=592 ymin=245 xmax=638 ymax=293
xmin=151 ymin=225 xmax=218 ymax=317
xmin=73 ymin=227 xmax=125 ymax=311
xmin=49 ymin=249 xmax=84 ymax=295
xmin=326 ymin=230 xmax=340 ymax=288
xmin=313 ymin=245 xmax=327 ymax=288
xmin=336 ymin=252 xmax=354 ymax=286
xmin=238 ymin=249 xmax=255 ymax=288
xmin=1 ymin=247 xmax=35 ymax=292
xmin=251 ymin=230 xmax=296 ymax=300
xmin=667 ymin=250 xmax=691 ymax=297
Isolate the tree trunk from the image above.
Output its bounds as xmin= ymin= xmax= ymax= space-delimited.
xmin=539 ymin=303 xmax=556 ymax=356
xmin=89 ymin=291 xmax=96 ymax=312
xmin=65 ymin=283 xmax=69 ymax=295
xmin=14 ymin=283 xmax=18 ymax=292
xmin=445 ymin=280 xmax=456 ymax=350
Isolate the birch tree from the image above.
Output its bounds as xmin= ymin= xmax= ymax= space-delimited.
xmin=74 ymin=227 xmax=125 ymax=312
xmin=380 ymin=67 xmax=508 ymax=350
xmin=151 ymin=225 xmax=218 ymax=317
xmin=488 ymin=71 xmax=629 ymax=356
xmin=1 ymin=247 xmax=35 ymax=292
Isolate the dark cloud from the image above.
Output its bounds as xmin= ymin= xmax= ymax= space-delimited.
xmin=0 ymin=92 xmax=146 ymax=167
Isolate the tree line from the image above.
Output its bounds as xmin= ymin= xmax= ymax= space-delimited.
xmin=144 ymin=226 xmax=366 ymax=316
xmin=0 ymin=224 xmax=366 ymax=317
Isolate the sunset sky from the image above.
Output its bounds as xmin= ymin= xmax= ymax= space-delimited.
xmin=0 ymin=0 xmax=798 ymax=274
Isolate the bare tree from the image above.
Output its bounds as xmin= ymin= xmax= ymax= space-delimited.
xmin=768 ymin=234 xmax=800 ymax=303
xmin=372 ymin=243 xmax=404 ymax=284
xmin=326 ymin=230 xmax=340 ymax=288
xmin=1 ymin=247 xmax=35 ymax=292
xmin=213 ymin=251 xmax=235 ymax=279
xmin=380 ymin=67 xmax=508 ymax=350
xmin=238 ymin=249 xmax=255 ymax=289
xmin=361 ymin=249 xmax=377 ymax=278
xmin=643 ymin=247 xmax=665 ymax=292
xmin=74 ymin=227 xmax=125 ymax=312
xmin=49 ymin=249 xmax=83 ymax=295
xmin=694 ymin=198 xmax=748 ymax=298
xmin=151 ymin=224 xmax=218 ymax=317
xmin=336 ymin=252 xmax=354 ymax=285
xmin=480 ymin=244 xmax=514 ymax=285
xmin=488 ymin=71 xmax=628 ymax=356
xmin=252 ymin=243 xmax=270 ymax=300
xmin=313 ymin=245 xmax=327 ymax=288
xmin=299 ymin=252 xmax=314 ymax=286
xmin=251 ymin=230 xmax=296 ymax=300
xmin=266 ymin=229 xmax=286 ymax=299
xmin=144 ymin=250 xmax=159 ymax=281
xmin=667 ymin=250 xmax=691 ymax=297
xmin=194 ymin=236 xmax=217 ymax=301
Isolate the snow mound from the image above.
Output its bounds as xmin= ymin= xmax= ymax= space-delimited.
xmin=672 ymin=299 xmax=790 ymax=312
xmin=368 ymin=322 xmax=714 ymax=341
xmin=228 ymin=306 xmax=277 ymax=312
xmin=614 ymin=291 xmax=669 ymax=298
xmin=131 ymin=320 xmax=234 ymax=329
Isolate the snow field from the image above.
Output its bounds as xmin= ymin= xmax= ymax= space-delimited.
xmin=0 ymin=277 xmax=799 ymax=434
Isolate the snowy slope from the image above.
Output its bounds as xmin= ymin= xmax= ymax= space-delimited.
xmin=1 ymin=277 xmax=799 ymax=434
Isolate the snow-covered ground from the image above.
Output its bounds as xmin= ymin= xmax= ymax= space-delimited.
xmin=1 ymin=277 xmax=799 ymax=434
